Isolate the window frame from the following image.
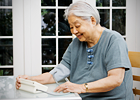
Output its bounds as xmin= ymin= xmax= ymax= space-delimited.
xmin=2 ymin=0 xmax=138 ymax=77
xmin=24 ymin=0 xmax=131 ymax=76
xmin=0 ymin=0 xmax=24 ymax=76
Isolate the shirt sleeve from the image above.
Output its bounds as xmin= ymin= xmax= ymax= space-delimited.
xmin=49 ymin=42 xmax=72 ymax=82
xmin=105 ymin=37 xmax=131 ymax=71
xmin=60 ymin=42 xmax=72 ymax=70
xmin=49 ymin=63 xmax=70 ymax=81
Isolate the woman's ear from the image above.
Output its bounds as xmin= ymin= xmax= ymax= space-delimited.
xmin=90 ymin=16 xmax=96 ymax=26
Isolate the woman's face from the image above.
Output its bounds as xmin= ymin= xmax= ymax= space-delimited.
xmin=68 ymin=15 xmax=95 ymax=42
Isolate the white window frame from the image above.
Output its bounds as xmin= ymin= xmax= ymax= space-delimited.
xmin=0 ymin=0 xmax=24 ymax=76
xmin=24 ymin=0 xmax=74 ymax=76
xmin=2 ymin=0 xmax=139 ymax=98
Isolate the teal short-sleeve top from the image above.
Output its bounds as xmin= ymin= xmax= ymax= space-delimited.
xmin=60 ymin=29 xmax=134 ymax=100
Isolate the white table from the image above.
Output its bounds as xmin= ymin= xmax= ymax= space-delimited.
xmin=0 ymin=76 xmax=82 ymax=100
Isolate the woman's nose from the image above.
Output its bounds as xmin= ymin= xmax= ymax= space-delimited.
xmin=72 ymin=28 xmax=78 ymax=35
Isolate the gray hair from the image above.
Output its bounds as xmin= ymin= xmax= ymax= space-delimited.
xmin=64 ymin=1 xmax=100 ymax=25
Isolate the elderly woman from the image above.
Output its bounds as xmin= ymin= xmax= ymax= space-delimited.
xmin=16 ymin=1 xmax=134 ymax=100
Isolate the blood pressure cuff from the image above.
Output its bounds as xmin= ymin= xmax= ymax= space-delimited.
xmin=49 ymin=63 xmax=70 ymax=82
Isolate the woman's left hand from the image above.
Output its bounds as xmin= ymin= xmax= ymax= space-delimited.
xmin=54 ymin=81 xmax=86 ymax=94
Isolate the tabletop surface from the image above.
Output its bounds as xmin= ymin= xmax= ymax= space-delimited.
xmin=0 ymin=76 xmax=81 ymax=100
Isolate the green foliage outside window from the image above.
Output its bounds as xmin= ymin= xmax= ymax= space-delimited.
xmin=0 ymin=9 xmax=12 ymax=36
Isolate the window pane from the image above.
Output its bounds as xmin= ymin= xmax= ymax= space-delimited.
xmin=42 ymin=38 xmax=56 ymax=65
xmin=96 ymin=0 xmax=110 ymax=7
xmin=112 ymin=0 xmax=126 ymax=7
xmin=0 ymin=0 xmax=12 ymax=6
xmin=41 ymin=9 xmax=56 ymax=36
xmin=58 ymin=9 xmax=71 ymax=36
xmin=58 ymin=38 xmax=72 ymax=63
xmin=42 ymin=67 xmax=54 ymax=73
xmin=41 ymin=0 xmax=56 ymax=6
xmin=0 ymin=9 xmax=12 ymax=36
xmin=0 ymin=68 xmax=13 ymax=76
xmin=58 ymin=0 xmax=72 ymax=6
xmin=112 ymin=9 xmax=126 ymax=35
xmin=0 ymin=39 xmax=13 ymax=65
xmin=98 ymin=9 xmax=110 ymax=29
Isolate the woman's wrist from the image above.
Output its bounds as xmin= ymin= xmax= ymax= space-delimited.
xmin=84 ymin=83 xmax=88 ymax=93
xmin=82 ymin=84 xmax=87 ymax=93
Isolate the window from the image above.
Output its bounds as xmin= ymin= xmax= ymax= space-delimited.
xmin=40 ymin=0 xmax=126 ymax=74
xmin=1 ymin=0 xmax=139 ymax=99
xmin=1 ymin=0 xmax=138 ymax=77
xmin=0 ymin=0 xmax=24 ymax=76
xmin=96 ymin=0 xmax=126 ymax=38
xmin=41 ymin=0 xmax=72 ymax=73
xmin=0 ymin=0 xmax=13 ymax=76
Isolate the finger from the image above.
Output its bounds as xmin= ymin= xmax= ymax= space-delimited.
xmin=54 ymin=82 xmax=69 ymax=92
xmin=16 ymin=80 xmax=21 ymax=89
xmin=54 ymin=85 xmax=67 ymax=93
xmin=16 ymin=83 xmax=19 ymax=89
xmin=16 ymin=85 xmax=20 ymax=89
xmin=54 ymin=85 xmax=60 ymax=92
xmin=58 ymin=87 xmax=68 ymax=93
xmin=15 ymin=82 xmax=18 ymax=89
xmin=16 ymin=75 xmax=21 ymax=82
xmin=54 ymin=84 xmax=63 ymax=92
xmin=63 ymin=89 xmax=70 ymax=93
xmin=17 ymin=82 xmax=21 ymax=87
xmin=54 ymin=87 xmax=64 ymax=93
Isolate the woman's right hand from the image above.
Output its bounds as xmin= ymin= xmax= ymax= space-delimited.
xmin=16 ymin=75 xmax=31 ymax=89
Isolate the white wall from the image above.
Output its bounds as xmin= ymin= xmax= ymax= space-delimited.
xmin=127 ymin=0 xmax=140 ymax=99
xmin=135 ymin=0 xmax=140 ymax=52
xmin=126 ymin=0 xmax=140 ymax=52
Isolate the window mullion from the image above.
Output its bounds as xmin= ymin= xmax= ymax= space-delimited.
xmin=110 ymin=0 xmax=112 ymax=30
xmin=56 ymin=0 xmax=58 ymax=66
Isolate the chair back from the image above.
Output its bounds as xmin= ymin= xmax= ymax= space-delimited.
xmin=128 ymin=51 xmax=140 ymax=97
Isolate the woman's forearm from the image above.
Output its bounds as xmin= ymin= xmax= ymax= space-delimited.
xmin=86 ymin=68 xmax=125 ymax=93
xmin=87 ymin=75 xmax=122 ymax=93
xmin=30 ymin=72 xmax=55 ymax=84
